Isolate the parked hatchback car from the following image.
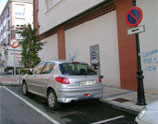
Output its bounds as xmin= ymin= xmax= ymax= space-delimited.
xmin=135 ymin=100 xmax=158 ymax=124
xmin=22 ymin=60 xmax=103 ymax=110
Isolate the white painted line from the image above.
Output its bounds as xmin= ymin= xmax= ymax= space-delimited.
xmin=91 ymin=115 xmax=125 ymax=124
xmin=3 ymin=86 xmax=60 ymax=124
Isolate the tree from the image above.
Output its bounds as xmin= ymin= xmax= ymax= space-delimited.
xmin=18 ymin=24 xmax=44 ymax=68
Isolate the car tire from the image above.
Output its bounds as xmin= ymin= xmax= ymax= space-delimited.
xmin=47 ymin=89 xmax=60 ymax=110
xmin=22 ymin=82 xmax=29 ymax=96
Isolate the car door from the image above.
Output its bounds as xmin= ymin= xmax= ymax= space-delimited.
xmin=38 ymin=62 xmax=55 ymax=95
xmin=26 ymin=62 xmax=46 ymax=93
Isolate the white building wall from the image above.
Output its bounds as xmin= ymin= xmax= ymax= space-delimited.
xmin=137 ymin=0 xmax=158 ymax=94
xmin=38 ymin=0 xmax=105 ymax=34
xmin=65 ymin=11 xmax=120 ymax=87
xmin=24 ymin=3 xmax=33 ymax=25
xmin=39 ymin=34 xmax=58 ymax=61
xmin=12 ymin=2 xmax=33 ymax=26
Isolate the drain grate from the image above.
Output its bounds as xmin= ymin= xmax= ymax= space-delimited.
xmin=112 ymin=98 xmax=130 ymax=103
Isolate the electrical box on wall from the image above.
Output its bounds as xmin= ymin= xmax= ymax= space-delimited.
xmin=90 ymin=44 xmax=100 ymax=75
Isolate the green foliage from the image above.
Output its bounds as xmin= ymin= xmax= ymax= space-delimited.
xmin=18 ymin=24 xmax=44 ymax=68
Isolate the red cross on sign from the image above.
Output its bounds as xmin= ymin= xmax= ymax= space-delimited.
xmin=9 ymin=39 xmax=20 ymax=48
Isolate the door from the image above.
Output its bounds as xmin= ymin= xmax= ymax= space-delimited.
xmin=39 ymin=62 xmax=55 ymax=95
xmin=27 ymin=62 xmax=45 ymax=93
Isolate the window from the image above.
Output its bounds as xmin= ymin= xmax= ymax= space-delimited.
xmin=15 ymin=32 xmax=23 ymax=40
xmin=33 ymin=63 xmax=45 ymax=74
xmin=15 ymin=18 xmax=25 ymax=25
xmin=45 ymin=0 xmax=61 ymax=10
xmin=8 ymin=34 xmax=10 ymax=43
xmin=7 ymin=7 xmax=10 ymax=17
xmin=15 ymin=4 xmax=25 ymax=15
xmin=7 ymin=20 xmax=10 ymax=30
xmin=41 ymin=62 xmax=55 ymax=74
xmin=59 ymin=63 xmax=97 ymax=75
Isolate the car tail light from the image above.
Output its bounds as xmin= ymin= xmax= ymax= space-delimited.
xmin=55 ymin=77 xmax=70 ymax=84
xmin=99 ymin=77 xmax=102 ymax=83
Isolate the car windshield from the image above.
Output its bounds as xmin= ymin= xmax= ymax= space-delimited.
xmin=59 ymin=63 xmax=97 ymax=75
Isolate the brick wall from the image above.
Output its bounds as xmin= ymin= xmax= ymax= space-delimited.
xmin=115 ymin=0 xmax=137 ymax=90
xmin=33 ymin=0 xmax=39 ymax=35
xmin=57 ymin=26 xmax=66 ymax=60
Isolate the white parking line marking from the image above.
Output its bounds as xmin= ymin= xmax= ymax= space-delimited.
xmin=91 ymin=115 xmax=125 ymax=124
xmin=3 ymin=86 xmax=60 ymax=124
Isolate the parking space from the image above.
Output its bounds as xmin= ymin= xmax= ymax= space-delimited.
xmin=1 ymin=86 xmax=136 ymax=124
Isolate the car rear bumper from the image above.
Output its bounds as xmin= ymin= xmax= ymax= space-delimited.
xmin=57 ymin=85 xmax=103 ymax=103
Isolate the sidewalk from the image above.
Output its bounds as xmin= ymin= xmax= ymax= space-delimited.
xmin=101 ymin=85 xmax=158 ymax=115
xmin=0 ymin=75 xmax=157 ymax=115
xmin=0 ymin=75 xmax=22 ymax=85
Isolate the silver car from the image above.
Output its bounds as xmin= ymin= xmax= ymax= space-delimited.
xmin=22 ymin=60 xmax=103 ymax=110
xmin=135 ymin=100 xmax=158 ymax=124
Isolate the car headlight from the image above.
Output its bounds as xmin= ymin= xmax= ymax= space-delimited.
xmin=137 ymin=107 xmax=147 ymax=120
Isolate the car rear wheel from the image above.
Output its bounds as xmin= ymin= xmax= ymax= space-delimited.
xmin=22 ymin=82 xmax=29 ymax=96
xmin=47 ymin=90 xmax=60 ymax=110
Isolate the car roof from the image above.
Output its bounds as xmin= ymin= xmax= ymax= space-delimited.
xmin=42 ymin=60 xmax=70 ymax=64
xmin=42 ymin=60 xmax=88 ymax=64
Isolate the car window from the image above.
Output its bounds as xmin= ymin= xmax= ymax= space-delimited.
xmin=59 ymin=63 xmax=97 ymax=75
xmin=33 ymin=63 xmax=45 ymax=74
xmin=41 ymin=62 xmax=55 ymax=74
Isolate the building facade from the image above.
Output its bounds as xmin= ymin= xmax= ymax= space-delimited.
xmin=0 ymin=0 xmax=33 ymax=46
xmin=34 ymin=0 xmax=158 ymax=94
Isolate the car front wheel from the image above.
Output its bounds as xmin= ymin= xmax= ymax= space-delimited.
xmin=22 ymin=82 xmax=29 ymax=96
xmin=47 ymin=90 xmax=60 ymax=110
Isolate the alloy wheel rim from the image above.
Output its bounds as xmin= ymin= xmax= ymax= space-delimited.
xmin=48 ymin=93 xmax=55 ymax=107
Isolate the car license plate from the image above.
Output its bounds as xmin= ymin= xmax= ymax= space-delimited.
xmin=77 ymin=81 xmax=95 ymax=86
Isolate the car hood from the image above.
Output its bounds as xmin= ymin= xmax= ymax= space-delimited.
xmin=146 ymin=100 xmax=158 ymax=111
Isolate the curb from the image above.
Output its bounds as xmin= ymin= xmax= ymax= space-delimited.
xmin=100 ymin=99 xmax=140 ymax=115
xmin=0 ymin=82 xmax=21 ymax=86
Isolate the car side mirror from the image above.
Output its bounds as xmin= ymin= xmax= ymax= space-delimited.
xmin=27 ymin=69 xmax=33 ymax=75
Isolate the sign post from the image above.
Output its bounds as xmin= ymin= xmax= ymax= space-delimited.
xmin=9 ymin=39 xmax=20 ymax=81
xmin=126 ymin=0 xmax=146 ymax=105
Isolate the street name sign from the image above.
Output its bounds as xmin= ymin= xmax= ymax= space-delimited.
xmin=9 ymin=39 xmax=20 ymax=48
xmin=127 ymin=25 xmax=145 ymax=35
xmin=126 ymin=7 xmax=143 ymax=27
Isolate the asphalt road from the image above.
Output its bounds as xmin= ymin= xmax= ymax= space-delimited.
xmin=0 ymin=86 xmax=53 ymax=124
xmin=0 ymin=85 xmax=136 ymax=124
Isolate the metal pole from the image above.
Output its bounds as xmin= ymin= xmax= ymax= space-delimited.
xmin=18 ymin=69 xmax=21 ymax=84
xmin=132 ymin=0 xmax=136 ymax=6
xmin=132 ymin=0 xmax=146 ymax=105
xmin=14 ymin=48 xmax=16 ymax=81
